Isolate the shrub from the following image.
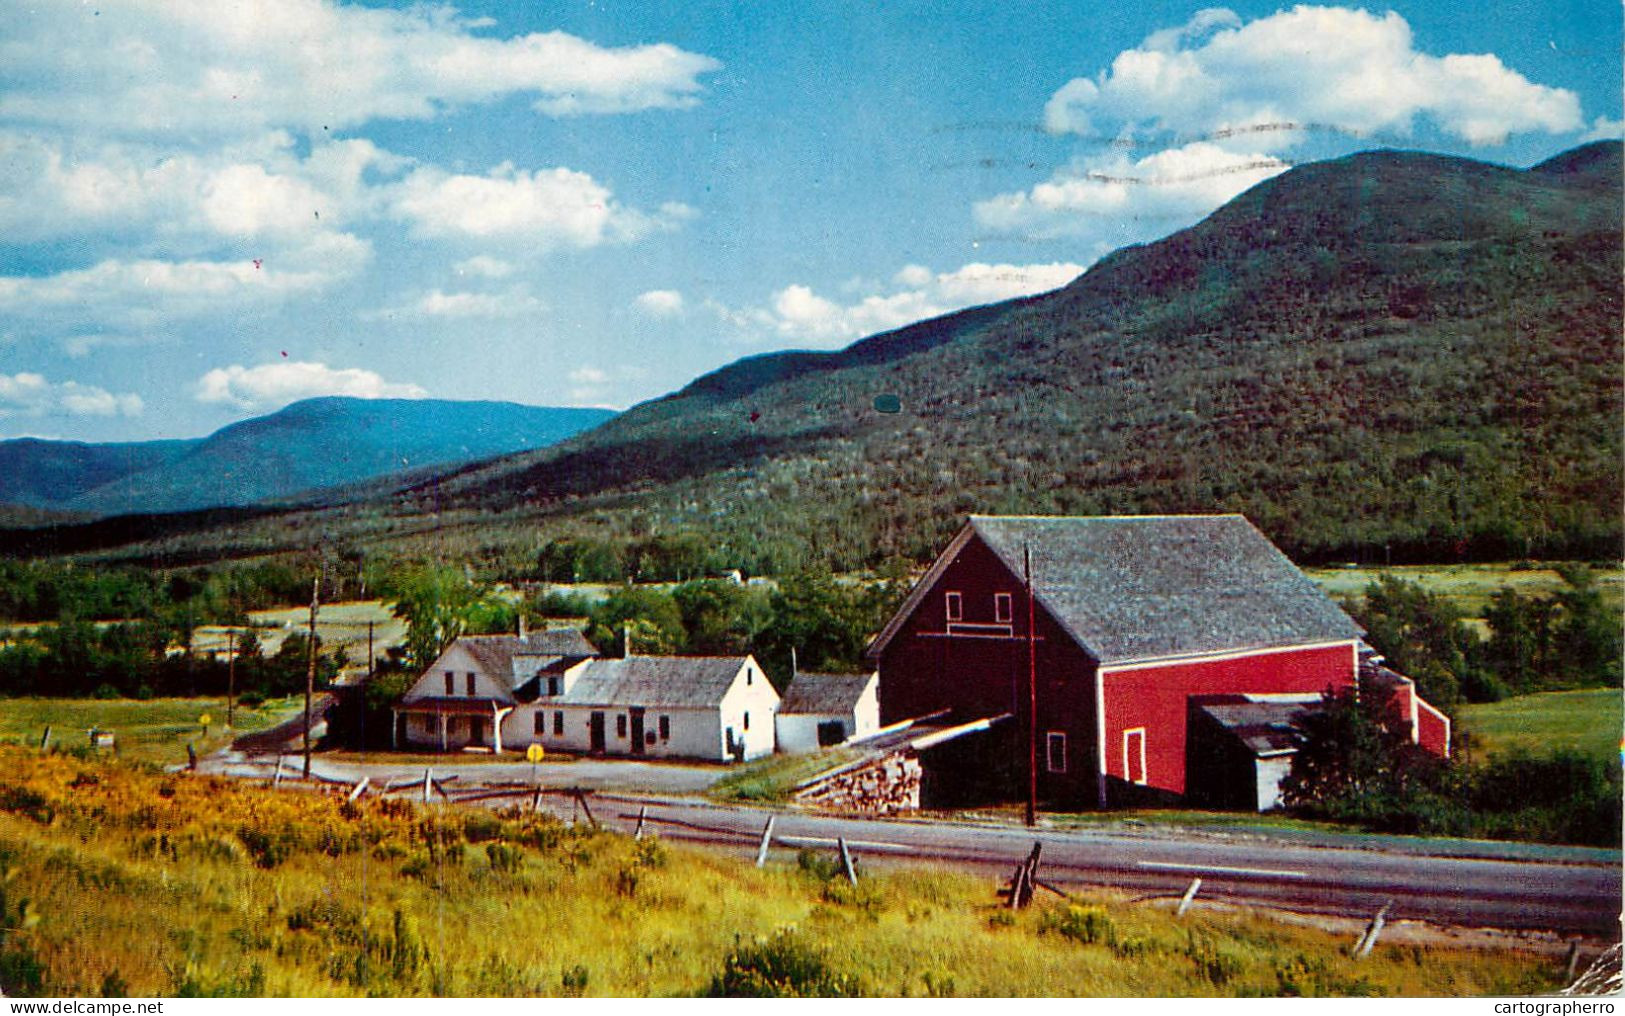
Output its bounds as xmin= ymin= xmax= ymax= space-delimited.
xmin=485 ymin=842 xmax=523 ymax=874
xmin=1042 ymin=904 xmax=1117 ymax=946
xmin=708 ymin=929 xmax=860 ymax=998
xmin=1185 ymin=931 xmax=1245 ymax=987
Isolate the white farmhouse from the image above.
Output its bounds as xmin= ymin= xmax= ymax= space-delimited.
xmin=392 ymin=629 xmax=596 ymax=752
xmin=505 ymin=655 xmax=779 ymax=762
xmin=774 ymin=671 xmax=880 ymax=752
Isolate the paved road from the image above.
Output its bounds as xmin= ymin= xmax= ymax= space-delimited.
xmin=576 ymin=797 xmax=1621 ymax=937
xmin=201 ymin=753 xmax=1621 ymax=937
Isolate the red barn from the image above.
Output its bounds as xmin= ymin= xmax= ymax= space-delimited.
xmin=869 ymin=515 xmax=1446 ymax=809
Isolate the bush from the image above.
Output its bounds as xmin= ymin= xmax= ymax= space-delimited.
xmin=1042 ymin=904 xmax=1116 ymax=946
xmin=708 ymin=929 xmax=861 ymax=997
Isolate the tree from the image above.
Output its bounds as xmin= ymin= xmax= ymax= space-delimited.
xmin=1347 ymin=576 xmax=1477 ymax=706
xmin=673 ymin=580 xmax=771 ymax=654
xmin=1551 ymin=566 xmax=1623 ymax=687
xmin=389 ymin=568 xmax=505 ymax=668
xmin=1279 ymin=687 xmax=1449 ymax=827
xmin=587 ymin=587 xmax=687 ymax=656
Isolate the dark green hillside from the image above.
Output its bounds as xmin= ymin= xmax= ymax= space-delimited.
xmin=6 ymin=144 xmax=1619 ymax=573
xmin=0 ymin=437 xmax=196 ymax=509
xmin=411 ymin=144 xmax=1620 ymax=569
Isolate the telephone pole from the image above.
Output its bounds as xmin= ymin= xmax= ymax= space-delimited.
xmin=226 ymin=628 xmax=237 ymax=728
xmin=1024 ymin=544 xmax=1037 ymax=828
xmin=303 ymin=572 xmax=320 ymax=778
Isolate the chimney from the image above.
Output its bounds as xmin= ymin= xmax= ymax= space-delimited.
xmin=623 ymin=622 xmax=632 ymax=659
xmin=518 ymin=613 xmax=528 ymax=640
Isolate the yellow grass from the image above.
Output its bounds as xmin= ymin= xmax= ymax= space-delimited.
xmin=0 ymin=747 xmax=1565 ymax=997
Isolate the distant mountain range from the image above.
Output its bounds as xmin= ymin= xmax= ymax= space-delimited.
xmin=8 ymin=143 xmax=1620 ymax=568
xmin=0 ymin=398 xmax=616 ymax=518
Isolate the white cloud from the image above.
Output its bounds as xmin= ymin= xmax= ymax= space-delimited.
xmin=367 ymin=287 xmax=545 ymax=320
xmin=569 ymin=367 xmax=610 ymax=385
xmin=1043 ymin=6 xmax=1581 ymax=148
xmin=0 ymin=372 xmax=143 ymax=419
xmin=634 ymin=289 xmax=686 ymax=317
xmin=0 ymin=237 xmax=370 ymax=332
xmin=195 ymin=361 xmax=427 ymax=412
xmin=975 ymin=142 xmax=1289 ymax=239
xmin=710 ymin=261 xmax=1085 ymax=347
xmin=454 ymin=256 xmax=516 ymax=279
xmin=1581 ymin=117 xmax=1624 ymax=142
xmin=1 ymin=1 xmax=720 ymax=139
xmin=392 ymin=163 xmax=693 ymax=248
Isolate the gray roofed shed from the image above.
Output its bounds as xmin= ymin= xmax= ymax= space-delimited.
xmin=966 ymin=515 xmax=1363 ymax=664
xmin=780 ymin=672 xmax=875 ymax=714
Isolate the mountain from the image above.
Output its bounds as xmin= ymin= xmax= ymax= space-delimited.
xmin=2 ymin=398 xmax=616 ymax=518
xmin=10 ymin=144 xmax=1620 ymax=569
xmin=392 ymin=143 xmax=1619 ymax=567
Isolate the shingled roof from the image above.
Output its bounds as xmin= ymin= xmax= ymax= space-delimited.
xmin=453 ymin=629 xmax=597 ymax=682
xmin=1192 ymin=696 xmax=1323 ymax=757
xmin=558 ymin=656 xmax=770 ymax=710
xmin=779 ymin=672 xmax=875 ymax=715
xmin=871 ymin=515 xmax=1362 ymax=665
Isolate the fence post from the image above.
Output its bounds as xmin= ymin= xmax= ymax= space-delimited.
xmin=186 ymin=743 xmax=197 ymax=771
xmin=1355 ymin=902 xmax=1391 ymax=959
xmin=39 ymin=726 xmax=51 ymax=751
xmin=838 ymin=837 xmax=858 ymax=887
xmin=755 ymin=816 xmax=777 ymax=867
xmin=347 ymin=776 xmax=370 ymax=803
xmin=422 ymin=768 xmax=433 ymax=804
xmin=1177 ymin=877 xmax=1202 ymax=918
xmin=634 ymin=805 xmax=648 ymax=841
xmin=1565 ymin=940 xmax=1582 ymax=982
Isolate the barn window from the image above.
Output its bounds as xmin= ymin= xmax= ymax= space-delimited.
xmin=617 ymin=714 xmax=628 ymax=738
xmin=466 ymin=673 xmax=476 ymax=696
xmin=659 ymin=716 xmax=670 ymax=740
xmin=444 ymin=672 xmax=454 ymax=694
xmin=945 ymin=591 xmax=963 ymax=621
xmin=994 ymin=592 xmax=1013 ymax=623
xmin=534 ymin=713 xmax=545 ymax=735
xmin=1046 ymin=731 xmax=1067 ymax=773
xmin=1123 ymin=728 xmax=1147 ymax=785
xmin=553 ymin=711 xmax=564 ymax=736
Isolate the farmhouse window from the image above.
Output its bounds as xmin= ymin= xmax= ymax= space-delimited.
xmin=553 ymin=712 xmax=563 ymax=736
xmin=547 ymin=677 xmax=561 ymax=696
xmin=945 ymin=591 xmax=963 ymax=621
xmin=534 ymin=713 xmax=545 ymax=735
xmin=617 ymin=714 xmax=628 ymax=738
xmin=444 ymin=671 xmax=454 ymax=694
xmin=1046 ymin=731 xmax=1067 ymax=773
xmin=659 ymin=716 xmax=670 ymax=740
xmin=743 ymin=711 xmax=750 ymax=731
xmin=746 ymin=666 xmax=753 ymax=686
xmin=466 ymin=673 xmax=476 ymax=696
xmin=421 ymin=716 xmax=434 ymax=733
xmin=995 ymin=592 xmax=1013 ymax=623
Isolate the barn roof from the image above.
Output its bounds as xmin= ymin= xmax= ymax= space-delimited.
xmin=453 ymin=630 xmax=597 ymax=679
xmin=1193 ymin=696 xmax=1322 ymax=757
xmin=558 ymin=655 xmax=772 ymax=710
xmin=779 ymin=672 xmax=875 ymax=715
xmin=870 ymin=514 xmax=1362 ymax=665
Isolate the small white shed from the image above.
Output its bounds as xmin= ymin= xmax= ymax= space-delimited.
xmin=775 ymin=671 xmax=880 ymax=753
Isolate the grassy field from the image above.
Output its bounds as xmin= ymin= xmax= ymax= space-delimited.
xmin=0 ymin=697 xmax=302 ymax=767
xmin=0 ymin=747 xmax=1567 ymax=997
xmin=1306 ymin=563 xmax=1624 ymax=624
xmin=710 ymin=746 xmax=866 ymax=802
xmin=1458 ymin=689 xmax=1623 ymax=764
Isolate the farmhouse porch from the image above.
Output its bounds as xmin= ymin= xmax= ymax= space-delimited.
xmin=392 ymin=697 xmax=514 ymax=753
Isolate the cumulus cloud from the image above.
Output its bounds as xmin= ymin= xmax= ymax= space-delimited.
xmin=634 ymin=289 xmax=685 ymax=317
xmin=454 ymin=256 xmax=516 ymax=279
xmin=1581 ymin=117 xmax=1624 ymax=142
xmin=975 ymin=142 xmax=1289 ymax=239
xmin=710 ymin=261 xmax=1084 ymax=347
xmin=195 ymin=361 xmax=427 ymax=411
xmin=0 ymin=372 xmax=143 ymax=419
xmin=1042 ymin=5 xmax=1581 ymax=148
xmin=367 ymin=287 xmax=546 ymax=320
xmin=0 ymin=1 xmax=720 ymax=138
xmin=392 ymin=163 xmax=694 ymax=248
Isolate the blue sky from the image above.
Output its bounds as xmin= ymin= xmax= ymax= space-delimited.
xmin=0 ymin=0 xmax=1619 ymax=442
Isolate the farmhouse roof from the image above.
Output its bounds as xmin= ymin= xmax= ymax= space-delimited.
xmin=454 ymin=630 xmax=597 ymax=678
xmin=870 ymin=514 xmax=1362 ymax=665
xmin=779 ymin=672 xmax=875 ymax=715
xmin=558 ymin=655 xmax=771 ymax=710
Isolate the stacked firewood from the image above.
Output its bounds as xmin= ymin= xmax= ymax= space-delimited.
xmin=794 ymin=751 xmax=921 ymax=814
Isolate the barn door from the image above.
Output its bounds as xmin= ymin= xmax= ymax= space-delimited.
xmin=629 ymin=708 xmax=646 ymax=755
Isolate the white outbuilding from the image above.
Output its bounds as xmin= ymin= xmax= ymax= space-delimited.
xmin=774 ymin=671 xmax=880 ymax=752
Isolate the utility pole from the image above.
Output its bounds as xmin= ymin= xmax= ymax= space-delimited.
xmin=226 ymin=628 xmax=237 ymax=728
xmin=1024 ymin=544 xmax=1037 ymax=828
xmin=303 ymin=572 xmax=320 ymax=778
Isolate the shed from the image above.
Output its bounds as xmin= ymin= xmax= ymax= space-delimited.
xmin=1184 ymin=694 xmax=1320 ymax=811
xmin=775 ymin=671 xmax=880 ymax=752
